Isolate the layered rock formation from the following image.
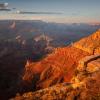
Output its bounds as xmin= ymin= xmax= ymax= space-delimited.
xmin=11 ymin=29 xmax=100 ymax=100
xmin=22 ymin=47 xmax=89 ymax=89
xmin=11 ymin=54 xmax=100 ymax=100
xmin=21 ymin=29 xmax=100 ymax=89
xmin=73 ymin=29 xmax=100 ymax=54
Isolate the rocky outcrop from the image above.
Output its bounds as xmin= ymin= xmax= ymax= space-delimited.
xmin=77 ymin=54 xmax=100 ymax=71
xmin=11 ymin=54 xmax=100 ymax=100
xmin=73 ymin=29 xmax=100 ymax=54
xmin=11 ymin=29 xmax=100 ymax=100
xmin=21 ymin=29 xmax=100 ymax=90
xmin=22 ymin=46 xmax=89 ymax=89
xmin=86 ymin=58 xmax=100 ymax=73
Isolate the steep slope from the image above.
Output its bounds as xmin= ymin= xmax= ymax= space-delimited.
xmin=22 ymin=46 xmax=89 ymax=89
xmin=73 ymin=29 xmax=100 ymax=54
xmin=21 ymin=31 xmax=100 ymax=90
xmin=11 ymin=54 xmax=100 ymax=100
xmin=12 ymin=29 xmax=100 ymax=99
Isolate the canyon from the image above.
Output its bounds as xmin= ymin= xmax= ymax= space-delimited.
xmin=0 ymin=21 xmax=100 ymax=99
xmin=11 ymin=29 xmax=100 ymax=100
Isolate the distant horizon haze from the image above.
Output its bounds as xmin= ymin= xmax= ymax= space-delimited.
xmin=0 ymin=0 xmax=100 ymax=23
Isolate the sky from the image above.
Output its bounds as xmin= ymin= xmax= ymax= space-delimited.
xmin=0 ymin=0 xmax=100 ymax=23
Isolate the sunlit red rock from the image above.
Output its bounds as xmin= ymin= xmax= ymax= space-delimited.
xmin=11 ymin=54 xmax=100 ymax=100
xmin=13 ymin=29 xmax=100 ymax=100
xmin=22 ymin=46 xmax=89 ymax=89
xmin=73 ymin=29 xmax=100 ymax=54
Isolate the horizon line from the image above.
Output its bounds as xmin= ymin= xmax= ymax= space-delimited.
xmin=0 ymin=19 xmax=100 ymax=25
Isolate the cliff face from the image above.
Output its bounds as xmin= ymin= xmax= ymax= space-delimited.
xmin=22 ymin=47 xmax=89 ymax=89
xmin=21 ymin=29 xmax=100 ymax=90
xmin=11 ymin=54 xmax=100 ymax=100
xmin=12 ymin=29 xmax=100 ymax=99
xmin=73 ymin=29 xmax=100 ymax=54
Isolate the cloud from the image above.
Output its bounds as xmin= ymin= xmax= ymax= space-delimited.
xmin=0 ymin=3 xmax=11 ymax=11
xmin=16 ymin=11 xmax=63 ymax=15
xmin=0 ymin=3 xmax=8 ymax=8
xmin=0 ymin=8 xmax=11 ymax=11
